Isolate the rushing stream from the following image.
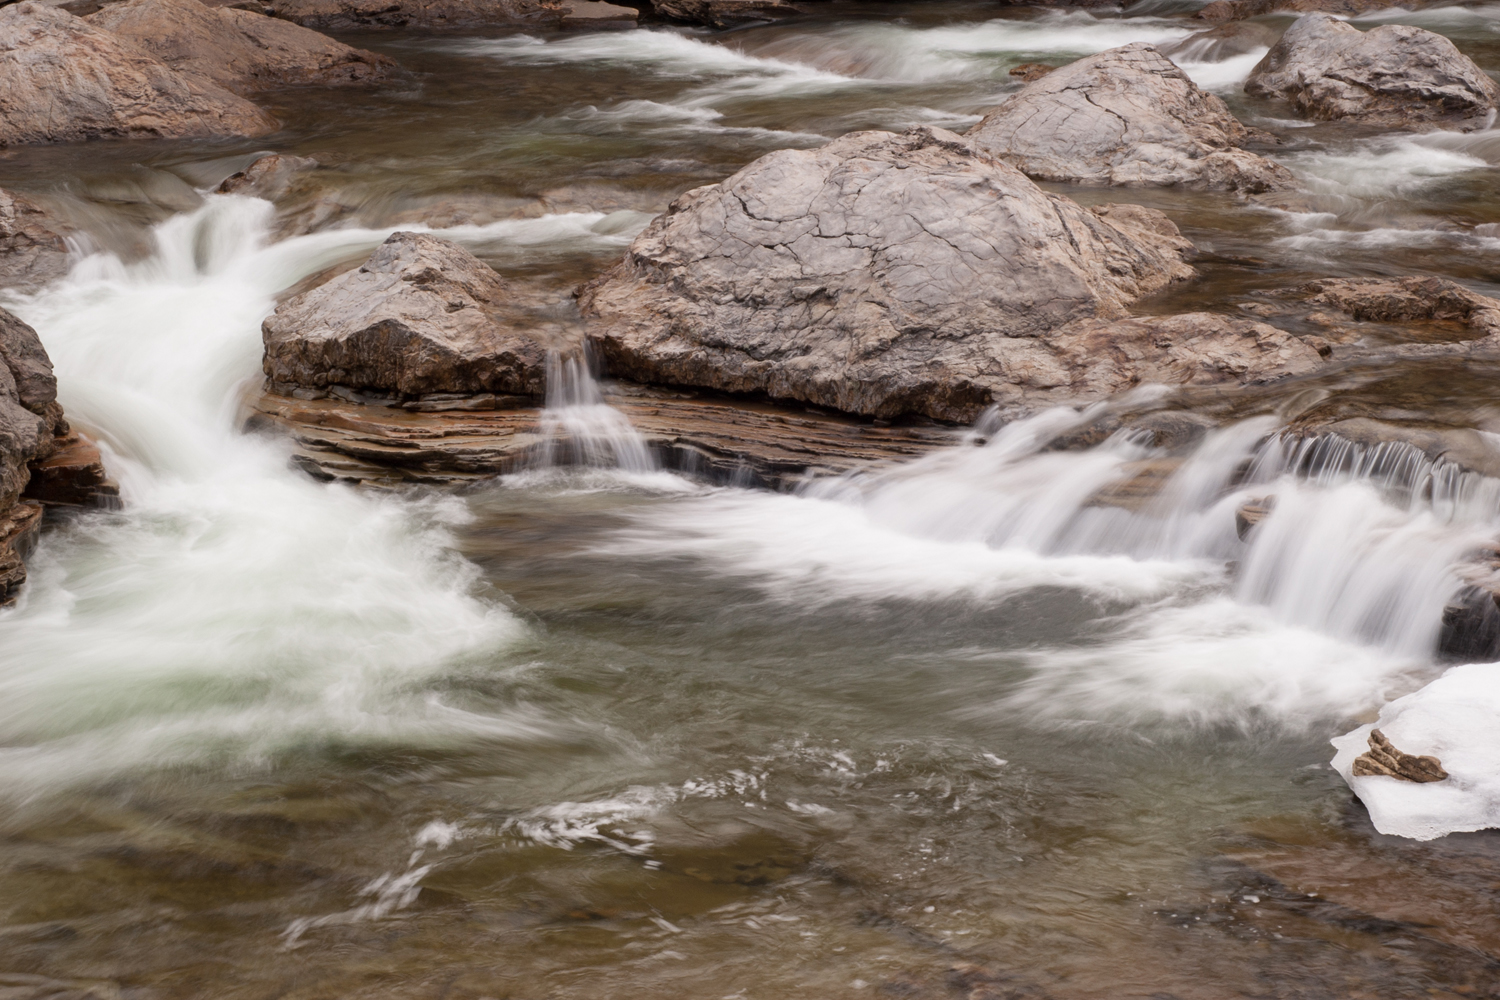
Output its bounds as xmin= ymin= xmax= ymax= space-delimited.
xmin=4 ymin=1 xmax=1500 ymax=997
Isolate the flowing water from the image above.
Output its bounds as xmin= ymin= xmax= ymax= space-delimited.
xmin=4 ymin=2 xmax=1500 ymax=997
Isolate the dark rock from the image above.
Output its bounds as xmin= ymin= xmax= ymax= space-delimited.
xmin=1198 ymin=0 xmax=1402 ymax=22
xmin=262 ymin=231 xmax=549 ymax=398
xmin=255 ymin=0 xmax=564 ymax=30
xmin=1246 ymin=14 xmax=1500 ymax=131
xmin=24 ymin=433 xmax=121 ymax=509
xmin=0 ymin=499 xmax=41 ymax=605
xmin=0 ymin=189 xmax=73 ymax=292
xmin=1352 ymin=728 xmax=1448 ymax=782
xmin=561 ymin=0 xmax=636 ymax=26
xmin=0 ymin=1 xmax=278 ymax=145
xmin=217 ymin=153 xmax=320 ymax=199
xmin=969 ymin=43 xmax=1295 ymax=193
xmin=0 ymin=307 xmax=62 ymax=511
xmin=1008 ymin=62 xmax=1054 ymax=82
xmin=646 ymin=0 xmax=800 ymax=28
xmin=1235 ymin=496 xmax=1273 ymax=540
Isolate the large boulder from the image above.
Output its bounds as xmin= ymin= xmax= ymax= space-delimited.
xmin=0 ymin=2 xmax=277 ymax=145
xmin=90 ymin=0 xmax=394 ymax=96
xmin=1245 ymin=14 xmax=1500 ymax=130
xmin=252 ymin=0 xmax=564 ymax=30
xmin=968 ymin=44 xmax=1294 ymax=194
xmin=262 ymin=232 xmax=548 ymax=399
xmin=0 ymin=189 xmax=72 ymax=292
xmin=576 ymin=127 xmax=1321 ymax=423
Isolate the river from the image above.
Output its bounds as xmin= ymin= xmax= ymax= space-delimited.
xmin=2 ymin=2 xmax=1500 ymax=997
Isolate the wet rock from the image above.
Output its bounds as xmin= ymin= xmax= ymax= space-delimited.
xmin=1197 ymin=0 xmax=1401 ymax=22
xmin=90 ymin=0 xmax=393 ymax=95
xmin=1087 ymin=458 xmax=1184 ymax=512
xmin=1088 ymin=202 xmax=1192 ymax=249
xmin=217 ymin=153 xmax=320 ymax=200
xmin=581 ymin=126 xmax=1203 ymax=423
xmin=1245 ymin=14 xmax=1500 ymax=131
xmin=1289 ymin=276 xmax=1500 ymax=338
xmin=0 ymin=499 xmax=41 ymax=605
xmin=1235 ymin=496 xmax=1273 ymax=540
xmin=0 ymin=307 xmax=63 ymax=512
xmin=262 ymin=231 xmax=549 ymax=398
xmin=1163 ymin=22 xmax=1284 ymax=64
xmin=0 ymin=188 xmax=72 ymax=292
xmin=1352 ymin=728 xmax=1448 ymax=782
xmin=1008 ymin=62 xmax=1055 ymax=82
xmin=561 ymin=0 xmax=636 ymax=26
xmin=646 ymin=0 xmax=801 ymax=28
xmin=0 ymin=1 xmax=277 ymax=145
xmin=24 ymin=433 xmax=120 ymax=509
xmin=254 ymin=0 xmax=564 ymax=30
xmin=968 ymin=44 xmax=1294 ymax=194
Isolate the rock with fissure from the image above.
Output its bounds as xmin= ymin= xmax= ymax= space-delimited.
xmin=1245 ymin=14 xmax=1500 ymax=130
xmin=0 ymin=1 xmax=277 ymax=145
xmin=580 ymin=127 xmax=1325 ymax=423
xmin=262 ymin=231 xmax=549 ymax=398
xmin=90 ymin=0 xmax=394 ymax=96
xmin=968 ymin=43 xmax=1294 ymax=194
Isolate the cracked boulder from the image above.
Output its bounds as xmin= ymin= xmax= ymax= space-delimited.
xmin=968 ymin=43 xmax=1294 ymax=194
xmin=0 ymin=1 xmax=277 ymax=145
xmin=579 ymin=127 xmax=1327 ymax=423
xmin=90 ymin=0 xmax=394 ymax=96
xmin=262 ymin=231 xmax=549 ymax=400
xmin=1246 ymin=14 xmax=1500 ymax=131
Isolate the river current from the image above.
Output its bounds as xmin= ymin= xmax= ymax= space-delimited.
xmin=3 ymin=2 xmax=1500 ymax=997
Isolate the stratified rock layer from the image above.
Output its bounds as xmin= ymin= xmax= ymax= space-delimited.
xmin=1246 ymin=14 xmax=1500 ymax=130
xmin=262 ymin=232 xmax=548 ymax=398
xmin=256 ymin=0 xmax=563 ymax=30
xmin=0 ymin=1 xmax=277 ymax=145
xmin=647 ymin=0 xmax=801 ymax=27
xmin=969 ymin=43 xmax=1294 ymax=193
xmin=90 ymin=0 xmax=394 ymax=96
xmin=0 ymin=189 xmax=71 ymax=291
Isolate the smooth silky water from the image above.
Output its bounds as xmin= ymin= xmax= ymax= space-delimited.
xmin=4 ymin=2 xmax=1500 ymax=997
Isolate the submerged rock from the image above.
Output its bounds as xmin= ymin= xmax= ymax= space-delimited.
xmin=0 ymin=1 xmax=277 ymax=145
xmin=1245 ymin=14 xmax=1500 ymax=130
xmin=1291 ymin=277 xmax=1500 ymax=337
xmin=217 ymin=153 xmax=320 ymax=200
xmin=253 ymin=0 xmax=564 ymax=30
xmin=0 ymin=189 xmax=72 ymax=292
xmin=1352 ymin=729 xmax=1448 ymax=782
xmin=968 ymin=44 xmax=1294 ymax=194
xmin=646 ymin=0 xmax=803 ymax=28
xmin=262 ymin=231 xmax=549 ymax=399
xmin=1008 ymin=63 xmax=1055 ymax=83
xmin=90 ymin=0 xmax=394 ymax=96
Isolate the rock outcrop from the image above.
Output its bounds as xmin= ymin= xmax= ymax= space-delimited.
xmin=252 ymin=0 xmax=564 ymax=30
xmin=1352 ymin=728 xmax=1448 ymax=782
xmin=577 ymin=126 xmax=1322 ymax=423
xmin=0 ymin=189 xmax=72 ymax=292
xmin=561 ymin=0 xmax=637 ymax=27
xmin=90 ymin=0 xmax=394 ymax=96
xmin=0 ymin=1 xmax=277 ymax=145
xmin=1197 ymin=0 xmax=1400 ymax=22
xmin=1245 ymin=14 xmax=1500 ymax=130
xmin=647 ymin=0 xmax=802 ymax=28
xmin=262 ymin=232 xmax=548 ymax=399
xmin=968 ymin=44 xmax=1294 ymax=194
xmin=1292 ymin=276 xmax=1500 ymax=337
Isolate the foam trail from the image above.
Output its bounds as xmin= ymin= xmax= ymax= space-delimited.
xmin=0 ymin=197 xmax=633 ymax=800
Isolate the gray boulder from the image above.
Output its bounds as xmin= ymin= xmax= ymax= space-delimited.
xmin=577 ymin=127 xmax=1306 ymax=424
xmin=90 ymin=0 xmax=394 ymax=96
xmin=969 ymin=43 xmax=1294 ymax=194
xmin=0 ymin=189 xmax=72 ymax=292
xmin=262 ymin=231 xmax=548 ymax=399
xmin=0 ymin=307 xmax=62 ymax=514
xmin=0 ymin=1 xmax=277 ymax=145
xmin=1245 ymin=14 xmax=1500 ymax=130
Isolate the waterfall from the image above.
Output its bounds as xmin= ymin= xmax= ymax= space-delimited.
xmin=534 ymin=348 xmax=656 ymax=473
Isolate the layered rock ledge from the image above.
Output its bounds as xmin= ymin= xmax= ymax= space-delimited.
xmin=969 ymin=43 xmax=1294 ymax=194
xmin=253 ymin=0 xmax=566 ymax=30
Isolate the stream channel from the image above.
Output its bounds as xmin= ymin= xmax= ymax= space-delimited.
xmin=4 ymin=1 xmax=1500 ymax=997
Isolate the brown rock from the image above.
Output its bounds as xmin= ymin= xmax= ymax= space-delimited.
xmin=647 ymin=0 xmax=800 ymax=27
xmin=262 ymin=231 xmax=549 ymax=398
xmin=0 ymin=1 xmax=277 ymax=145
xmin=217 ymin=153 xmax=319 ymax=199
xmin=969 ymin=44 xmax=1295 ymax=193
xmin=1352 ymin=729 xmax=1448 ymax=782
xmin=1008 ymin=63 xmax=1055 ymax=83
xmin=1235 ymin=496 xmax=1274 ymax=540
xmin=90 ymin=0 xmax=394 ymax=96
xmin=1246 ymin=14 xmax=1500 ymax=130
xmin=1197 ymin=0 xmax=1401 ymax=21
xmin=0 ymin=307 xmax=63 ymax=512
xmin=24 ymin=433 xmax=120 ymax=508
xmin=0 ymin=499 xmax=42 ymax=605
xmin=0 ymin=188 xmax=72 ymax=292
xmin=1290 ymin=276 xmax=1500 ymax=339
xmin=561 ymin=0 xmax=636 ymax=26
xmin=256 ymin=0 xmax=563 ymax=30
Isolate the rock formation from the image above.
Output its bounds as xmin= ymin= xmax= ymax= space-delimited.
xmin=251 ymin=0 xmax=564 ymax=30
xmin=647 ymin=0 xmax=802 ymax=28
xmin=217 ymin=153 xmax=321 ymax=200
xmin=90 ymin=0 xmax=394 ymax=96
xmin=1245 ymin=14 xmax=1500 ymax=130
xmin=579 ymin=127 xmax=1328 ymax=423
xmin=1293 ymin=276 xmax=1500 ymax=337
xmin=1352 ymin=728 xmax=1448 ymax=782
xmin=0 ymin=189 xmax=72 ymax=292
xmin=1197 ymin=0 xmax=1400 ymax=22
xmin=561 ymin=0 xmax=637 ymax=27
xmin=968 ymin=44 xmax=1294 ymax=194
xmin=0 ymin=1 xmax=277 ymax=145
xmin=262 ymin=232 xmax=549 ymax=399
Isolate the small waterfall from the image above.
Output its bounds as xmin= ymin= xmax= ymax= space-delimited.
xmin=534 ymin=349 xmax=656 ymax=473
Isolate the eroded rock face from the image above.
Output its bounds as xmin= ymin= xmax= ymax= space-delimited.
xmin=0 ymin=189 xmax=72 ymax=292
xmin=1353 ymin=729 xmax=1448 ymax=782
xmin=0 ymin=1 xmax=277 ymax=145
xmin=1 ymin=306 xmax=63 ymax=601
xmin=1246 ymin=14 xmax=1500 ymax=130
xmin=255 ymin=0 xmax=563 ymax=30
xmin=262 ymin=231 xmax=548 ymax=398
xmin=648 ymin=0 xmax=801 ymax=28
xmin=90 ymin=0 xmax=394 ymax=96
xmin=573 ymin=127 xmax=1330 ymax=423
xmin=968 ymin=44 xmax=1294 ymax=194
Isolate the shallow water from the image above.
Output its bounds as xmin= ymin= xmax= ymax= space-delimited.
xmin=4 ymin=2 xmax=1500 ymax=996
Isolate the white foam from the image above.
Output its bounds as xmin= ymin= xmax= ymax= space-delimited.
xmin=1280 ymin=138 xmax=1492 ymax=199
